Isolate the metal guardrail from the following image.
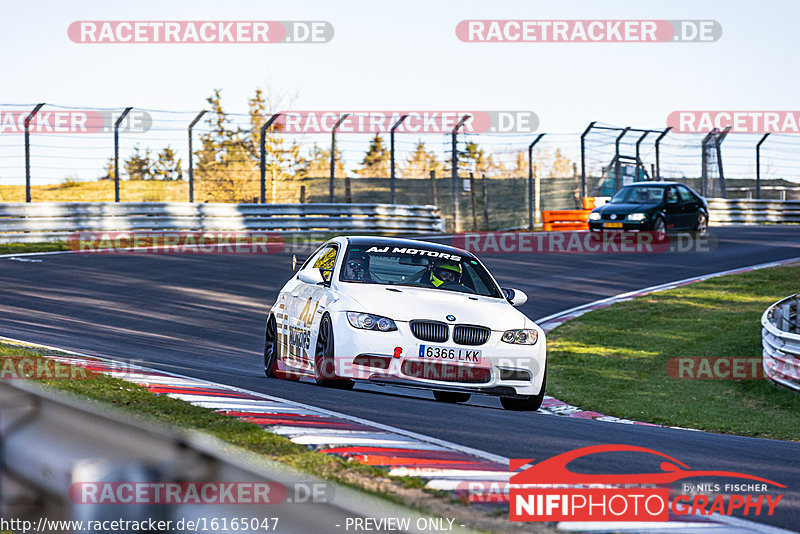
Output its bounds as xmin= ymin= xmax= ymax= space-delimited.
xmin=0 ymin=202 xmax=445 ymax=243
xmin=0 ymin=380 xmax=440 ymax=533
xmin=761 ymin=293 xmax=800 ymax=392
xmin=708 ymin=198 xmax=800 ymax=225
xmin=726 ymin=186 xmax=800 ymax=201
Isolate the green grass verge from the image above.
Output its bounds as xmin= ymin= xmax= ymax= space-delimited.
xmin=547 ymin=264 xmax=800 ymax=440
xmin=0 ymin=242 xmax=69 ymax=255
xmin=0 ymin=343 xmax=429 ymax=494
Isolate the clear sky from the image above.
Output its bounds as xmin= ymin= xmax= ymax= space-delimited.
xmin=2 ymin=0 xmax=800 ymax=184
xmin=4 ymin=0 xmax=800 ymax=129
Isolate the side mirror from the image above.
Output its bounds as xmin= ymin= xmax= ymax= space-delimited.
xmin=502 ymin=287 xmax=528 ymax=307
xmin=298 ymin=268 xmax=325 ymax=285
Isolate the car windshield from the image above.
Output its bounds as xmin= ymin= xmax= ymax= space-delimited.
xmin=610 ymin=186 xmax=665 ymax=204
xmin=339 ymin=243 xmax=502 ymax=298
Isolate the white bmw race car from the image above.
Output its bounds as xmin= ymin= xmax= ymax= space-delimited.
xmin=264 ymin=236 xmax=546 ymax=410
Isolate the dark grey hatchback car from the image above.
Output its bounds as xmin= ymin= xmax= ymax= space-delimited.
xmin=587 ymin=182 xmax=709 ymax=238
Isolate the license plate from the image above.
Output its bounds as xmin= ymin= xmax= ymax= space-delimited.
xmin=418 ymin=345 xmax=483 ymax=363
xmin=603 ymin=222 xmax=623 ymax=228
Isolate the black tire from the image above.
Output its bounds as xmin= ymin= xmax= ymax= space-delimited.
xmin=433 ymin=391 xmax=471 ymax=403
xmin=500 ymin=371 xmax=546 ymax=411
xmin=653 ymin=217 xmax=667 ymax=242
xmin=694 ymin=213 xmax=708 ymax=236
xmin=314 ymin=315 xmax=354 ymax=389
xmin=264 ymin=315 xmax=279 ymax=378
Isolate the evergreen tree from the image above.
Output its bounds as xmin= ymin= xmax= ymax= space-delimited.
xmin=246 ymin=88 xmax=301 ymax=187
xmin=297 ymin=143 xmax=345 ymax=178
xmin=512 ymin=151 xmax=527 ymax=177
xmin=462 ymin=141 xmax=495 ymax=175
xmin=195 ymin=89 xmax=258 ymax=202
xmin=124 ymin=145 xmax=154 ymax=180
xmin=356 ymin=134 xmax=390 ymax=177
xmin=550 ymin=148 xmax=574 ymax=177
xmin=153 ymin=146 xmax=183 ymax=180
xmin=99 ymin=157 xmax=115 ymax=180
xmin=401 ymin=141 xmax=442 ymax=178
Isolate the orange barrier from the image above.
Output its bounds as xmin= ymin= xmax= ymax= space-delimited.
xmin=542 ymin=210 xmax=591 ymax=231
xmin=581 ymin=196 xmax=611 ymax=210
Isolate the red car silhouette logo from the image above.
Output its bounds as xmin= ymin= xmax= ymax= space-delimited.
xmin=510 ymin=444 xmax=785 ymax=487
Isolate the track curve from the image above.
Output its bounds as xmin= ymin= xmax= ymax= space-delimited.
xmin=1 ymin=226 xmax=799 ymax=529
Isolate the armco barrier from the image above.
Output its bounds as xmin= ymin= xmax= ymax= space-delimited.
xmin=542 ymin=209 xmax=591 ymax=231
xmin=0 ymin=202 xmax=445 ymax=243
xmin=708 ymin=198 xmax=800 ymax=225
xmin=0 ymin=380 xmax=443 ymax=532
xmin=761 ymin=293 xmax=800 ymax=392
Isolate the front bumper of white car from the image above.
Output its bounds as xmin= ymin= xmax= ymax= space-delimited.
xmin=329 ymin=312 xmax=546 ymax=397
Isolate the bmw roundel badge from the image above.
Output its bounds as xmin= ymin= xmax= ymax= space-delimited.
xmin=446 ymin=315 xmax=456 ymax=321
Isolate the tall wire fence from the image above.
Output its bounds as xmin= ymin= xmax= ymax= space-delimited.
xmin=1 ymin=104 xmax=799 ymax=231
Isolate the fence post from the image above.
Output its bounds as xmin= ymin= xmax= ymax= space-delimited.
xmin=114 ymin=107 xmax=133 ymax=203
xmin=654 ymin=127 xmax=671 ymax=180
xmin=187 ymin=110 xmax=206 ymax=203
xmin=390 ymin=115 xmax=409 ymax=204
xmin=614 ymin=127 xmax=630 ymax=193
xmin=481 ymin=173 xmax=489 ymax=230
xmin=345 ymin=175 xmax=352 ymax=203
xmin=580 ymin=122 xmax=596 ymax=199
xmin=451 ymin=115 xmax=470 ymax=233
xmin=528 ymin=134 xmax=545 ymax=230
xmin=756 ymin=133 xmax=770 ymax=200
xmin=329 ymin=114 xmax=349 ymax=203
xmin=634 ymin=130 xmax=650 ymax=179
xmin=715 ymin=126 xmax=731 ymax=198
xmin=534 ymin=165 xmax=541 ymax=227
xmin=23 ymin=103 xmax=45 ymax=203
xmin=259 ymin=114 xmax=281 ymax=203
xmin=701 ymin=130 xmax=715 ymax=197
xmin=430 ymin=170 xmax=438 ymax=206
xmin=469 ymin=172 xmax=478 ymax=231
xmin=573 ymin=162 xmax=580 ymax=208
xmin=299 ymin=185 xmax=306 ymax=204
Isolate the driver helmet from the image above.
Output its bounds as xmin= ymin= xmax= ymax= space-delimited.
xmin=345 ymin=253 xmax=369 ymax=281
xmin=430 ymin=260 xmax=462 ymax=287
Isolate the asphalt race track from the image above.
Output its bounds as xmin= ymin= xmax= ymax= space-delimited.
xmin=1 ymin=226 xmax=799 ymax=529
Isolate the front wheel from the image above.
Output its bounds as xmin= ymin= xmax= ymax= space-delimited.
xmin=433 ymin=391 xmax=471 ymax=403
xmin=315 ymin=315 xmax=354 ymax=389
xmin=264 ymin=316 xmax=279 ymax=378
xmin=500 ymin=371 xmax=546 ymax=411
xmin=264 ymin=315 xmax=300 ymax=381
xmin=653 ymin=217 xmax=667 ymax=242
xmin=694 ymin=213 xmax=708 ymax=236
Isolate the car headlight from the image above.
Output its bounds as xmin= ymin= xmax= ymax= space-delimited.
xmin=346 ymin=312 xmax=397 ymax=332
xmin=627 ymin=212 xmax=647 ymax=221
xmin=589 ymin=212 xmax=601 ymax=221
xmin=501 ymin=329 xmax=538 ymax=345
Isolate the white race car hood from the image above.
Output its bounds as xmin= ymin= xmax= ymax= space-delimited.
xmin=333 ymin=283 xmax=530 ymax=330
